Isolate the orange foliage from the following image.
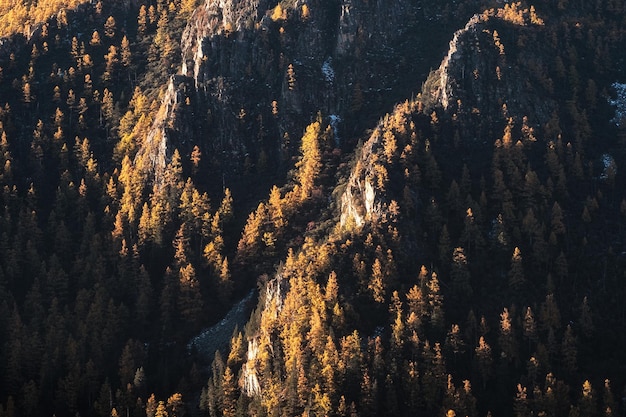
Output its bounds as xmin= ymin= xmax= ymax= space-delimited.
xmin=0 ymin=0 xmax=88 ymax=38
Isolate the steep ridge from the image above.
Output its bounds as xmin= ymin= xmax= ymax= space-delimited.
xmin=134 ymin=75 xmax=192 ymax=183
xmin=207 ymin=3 xmax=626 ymax=416
xmin=3 ymin=0 xmax=626 ymax=414
xmin=341 ymin=4 xmax=554 ymax=229
xmin=135 ymin=0 xmax=477 ymax=186
xmin=422 ymin=4 xmax=558 ymax=142
xmin=180 ymin=0 xmax=271 ymax=84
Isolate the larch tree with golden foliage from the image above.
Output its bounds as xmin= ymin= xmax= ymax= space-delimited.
xmin=296 ymin=121 xmax=322 ymax=201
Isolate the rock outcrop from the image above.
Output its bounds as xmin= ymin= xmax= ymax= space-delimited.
xmin=135 ymin=75 xmax=193 ymax=182
xmin=339 ymin=137 xmax=381 ymax=229
xmin=340 ymin=5 xmax=561 ymax=232
xmin=241 ymin=270 xmax=287 ymax=396
xmin=423 ymin=5 xmax=557 ymax=133
xmin=135 ymin=0 xmax=457 ymax=183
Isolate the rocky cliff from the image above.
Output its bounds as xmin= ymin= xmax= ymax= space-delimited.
xmin=340 ymin=4 xmax=560 ymax=233
xmin=422 ymin=4 xmax=557 ymax=142
xmin=136 ymin=0 xmax=470 ymax=183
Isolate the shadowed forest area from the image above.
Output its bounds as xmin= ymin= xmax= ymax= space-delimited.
xmin=1 ymin=0 xmax=626 ymax=416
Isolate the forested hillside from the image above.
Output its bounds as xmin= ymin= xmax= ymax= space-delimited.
xmin=1 ymin=0 xmax=626 ymax=416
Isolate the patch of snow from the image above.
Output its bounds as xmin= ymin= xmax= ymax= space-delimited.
xmin=329 ymin=114 xmax=341 ymax=146
xmin=322 ymin=57 xmax=334 ymax=83
xmin=600 ymin=153 xmax=617 ymax=180
xmin=609 ymin=82 xmax=626 ymax=126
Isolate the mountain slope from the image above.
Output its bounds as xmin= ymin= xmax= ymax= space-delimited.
xmin=203 ymin=2 xmax=626 ymax=417
xmin=1 ymin=0 xmax=626 ymax=416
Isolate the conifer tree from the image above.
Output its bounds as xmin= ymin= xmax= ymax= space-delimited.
xmin=369 ymin=258 xmax=386 ymax=303
xmin=137 ymin=5 xmax=148 ymax=35
xmin=104 ymin=16 xmax=116 ymax=38
xmin=508 ymin=247 xmax=525 ymax=291
xmin=451 ymin=247 xmax=472 ymax=298
xmin=120 ymin=36 xmax=131 ymax=68
xmin=579 ymin=296 xmax=594 ymax=338
xmin=514 ymin=384 xmax=529 ymax=417
xmin=222 ymin=367 xmax=237 ymax=417
xmin=602 ymin=379 xmax=616 ymax=417
xmin=178 ymin=263 xmax=202 ymax=325
xmin=296 ymin=121 xmax=322 ymax=201
xmin=445 ymin=324 xmax=465 ymax=364
xmin=499 ymin=308 xmax=517 ymax=362
xmin=561 ymin=324 xmax=577 ymax=374
xmin=578 ymin=380 xmax=597 ymax=417
xmin=438 ymin=225 xmax=451 ymax=265
xmin=523 ymin=306 xmax=537 ymax=349
xmin=540 ymin=294 xmax=561 ymax=332
xmin=428 ymin=272 xmax=445 ymax=330
xmin=474 ymin=336 xmax=493 ymax=389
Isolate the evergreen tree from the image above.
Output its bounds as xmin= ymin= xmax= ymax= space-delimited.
xmin=508 ymin=247 xmax=525 ymax=291
xmin=450 ymin=247 xmax=472 ymax=298
xmin=498 ymin=308 xmax=517 ymax=362
xmin=474 ymin=337 xmax=493 ymax=389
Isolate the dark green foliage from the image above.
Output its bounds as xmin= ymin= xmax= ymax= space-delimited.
xmin=1 ymin=0 xmax=626 ymax=416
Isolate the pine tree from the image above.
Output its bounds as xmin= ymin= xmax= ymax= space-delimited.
xmin=137 ymin=5 xmax=148 ymax=35
xmin=103 ymin=45 xmax=119 ymax=82
xmin=451 ymin=247 xmax=472 ymax=298
xmin=221 ymin=367 xmax=237 ymax=417
xmin=474 ymin=336 xmax=493 ymax=389
xmin=428 ymin=272 xmax=445 ymax=330
xmin=421 ymin=341 xmax=446 ymax=410
xmin=296 ymin=121 xmax=322 ymax=201
xmin=120 ymin=36 xmax=131 ymax=68
xmin=579 ymin=296 xmax=594 ymax=338
xmin=445 ymin=324 xmax=465 ymax=364
xmin=359 ymin=369 xmax=377 ymax=417
xmin=460 ymin=208 xmax=483 ymax=255
xmin=178 ymin=264 xmax=202 ymax=325
xmin=561 ymin=324 xmax=577 ymax=374
xmin=104 ymin=16 xmax=116 ymax=38
xmin=602 ymin=379 xmax=616 ymax=417
xmin=90 ymin=30 xmax=102 ymax=46
xmin=369 ymin=258 xmax=386 ymax=303
xmin=551 ymin=202 xmax=566 ymax=236
xmin=166 ymin=393 xmax=183 ymax=417
xmin=390 ymin=291 xmax=404 ymax=354
xmin=514 ymin=384 xmax=530 ymax=417
xmin=155 ymin=401 xmax=168 ymax=417
xmin=499 ymin=308 xmax=517 ymax=362
xmin=218 ymin=257 xmax=232 ymax=303
xmin=458 ymin=380 xmax=478 ymax=417
xmin=218 ymin=188 xmax=233 ymax=224
xmin=438 ymin=225 xmax=451 ymax=265
xmin=508 ymin=247 xmax=525 ymax=291
xmin=540 ymin=294 xmax=561 ymax=332
xmin=523 ymin=306 xmax=537 ymax=348
xmin=578 ymin=380 xmax=597 ymax=417
xmin=22 ymin=81 xmax=33 ymax=104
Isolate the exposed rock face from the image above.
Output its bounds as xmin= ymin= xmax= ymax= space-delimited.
xmin=135 ymin=75 xmax=193 ymax=182
xmin=135 ymin=0 xmax=450 ymax=182
xmin=241 ymin=271 xmax=287 ymax=396
xmin=339 ymin=137 xmax=380 ymax=229
xmin=423 ymin=8 xmax=557 ymax=132
xmin=335 ymin=0 xmax=356 ymax=56
xmin=241 ymin=336 xmax=261 ymax=396
xmin=180 ymin=0 xmax=269 ymax=84
xmin=340 ymin=8 xmax=562 ymax=231
xmin=236 ymin=3 xmax=575 ymax=399
xmin=436 ymin=14 xmax=482 ymax=111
